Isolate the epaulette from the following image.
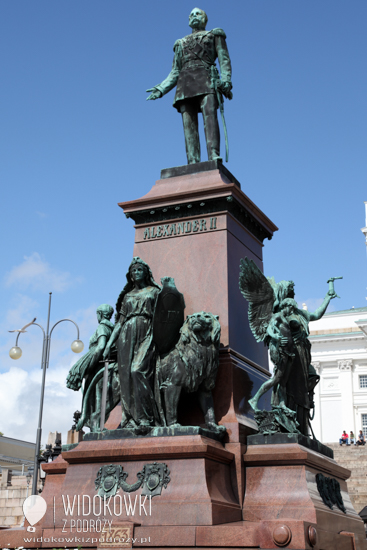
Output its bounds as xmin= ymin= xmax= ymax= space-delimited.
xmin=173 ymin=39 xmax=181 ymax=51
xmin=211 ymin=28 xmax=226 ymax=38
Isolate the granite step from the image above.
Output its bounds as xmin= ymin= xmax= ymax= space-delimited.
xmin=325 ymin=442 xmax=367 ymax=512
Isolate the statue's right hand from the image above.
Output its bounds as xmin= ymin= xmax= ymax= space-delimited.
xmin=146 ymin=88 xmax=162 ymax=100
xmin=102 ymin=346 xmax=110 ymax=361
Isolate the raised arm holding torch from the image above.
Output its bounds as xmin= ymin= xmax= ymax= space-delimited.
xmin=327 ymin=276 xmax=343 ymax=299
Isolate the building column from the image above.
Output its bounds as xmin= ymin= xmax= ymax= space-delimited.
xmin=338 ymin=359 xmax=354 ymax=436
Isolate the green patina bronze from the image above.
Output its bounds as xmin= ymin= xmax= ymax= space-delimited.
xmin=67 ymin=258 xmax=225 ymax=438
xmin=102 ymin=257 xmax=225 ymax=437
xmin=103 ymin=257 xmax=164 ymax=435
xmin=239 ymin=257 xmax=341 ymax=437
xmin=94 ymin=462 xmax=170 ymax=499
xmin=147 ymin=8 xmax=232 ymax=164
xmin=158 ymin=311 xmax=225 ymax=436
xmin=66 ymin=304 xmax=118 ymax=432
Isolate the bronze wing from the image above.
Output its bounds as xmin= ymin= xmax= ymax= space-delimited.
xmin=239 ymin=257 xmax=275 ymax=342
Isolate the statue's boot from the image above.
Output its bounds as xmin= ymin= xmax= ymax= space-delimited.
xmin=202 ymin=94 xmax=220 ymax=161
xmin=180 ymin=102 xmax=200 ymax=163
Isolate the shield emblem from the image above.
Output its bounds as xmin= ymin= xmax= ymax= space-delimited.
xmin=141 ymin=462 xmax=170 ymax=498
xmin=153 ymin=277 xmax=185 ymax=355
xmin=103 ymin=475 xmax=116 ymax=492
xmin=146 ymin=473 xmax=160 ymax=491
xmin=95 ymin=464 xmax=123 ymax=497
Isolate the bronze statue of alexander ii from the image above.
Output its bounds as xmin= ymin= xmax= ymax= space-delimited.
xmin=147 ymin=8 xmax=233 ymax=164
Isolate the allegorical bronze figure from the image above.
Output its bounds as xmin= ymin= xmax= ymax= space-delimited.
xmin=239 ymin=257 xmax=340 ymax=437
xmin=103 ymin=257 xmax=164 ymax=434
xmin=66 ymin=304 xmax=115 ymax=431
xmin=147 ymin=8 xmax=232 ymax=164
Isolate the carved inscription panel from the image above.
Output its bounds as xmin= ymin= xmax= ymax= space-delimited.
xmin=136 ymin=216 xmax=219 ymax=243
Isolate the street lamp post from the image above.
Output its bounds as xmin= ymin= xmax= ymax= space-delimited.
xmin=9 ymin=292 xmax=84 ymax=495
xmin=20 ymin=468 xmax=33 ymax=528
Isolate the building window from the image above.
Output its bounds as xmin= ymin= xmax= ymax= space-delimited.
xmin=362 ymin=414 xmax=367 ymax=438
xmin=359 ymin=375 xmax=367 ymax=389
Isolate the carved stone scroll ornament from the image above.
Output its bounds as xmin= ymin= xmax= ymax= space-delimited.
xmin=95 ymin=463 xmax=170 ymax=498
xmin=315 ymin=473 xmax=346 ymax=513
xmin=338 ymin=359 xmax=353 ymax=371
xmin=312 ymin=362 xmax=321 ymax=375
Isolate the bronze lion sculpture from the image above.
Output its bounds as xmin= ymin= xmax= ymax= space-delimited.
xmin=157 ymin=311 xmax=226 ymax=435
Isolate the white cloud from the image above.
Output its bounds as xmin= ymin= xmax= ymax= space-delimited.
xmin=0 ymin=295 xmax=43 ymax=372
xmin=4 ymin=294 xmax=39 ymax=330
xmin=0 ymin=301 xmax=103 ymax=445
xmin=4 ymin=253 xmax=79 ymax=292
xmin=36 ymin=211 xmax=48 ymax=219
xmin=0 ymin=363 xmax=83 ymax=445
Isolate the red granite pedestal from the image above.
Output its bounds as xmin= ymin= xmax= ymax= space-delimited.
xmin=119 ymin=160 xmax=277 ymax=442
xmin=2 ymin=438 xmax=366 ymax=549
xmin=1 ymin=162 xmax=366 ymax=549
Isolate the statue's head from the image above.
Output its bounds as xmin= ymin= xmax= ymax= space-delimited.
xmin=128 ymin=257 xmax=150 ymax=284
xmin=189 ymin=8 xmax=208 ymax=31
xmin=279 ymin=298 xmax=298 ymax=316
xmin=286 ymin=281 xmax=295 ymax=299
xmin=96 ymin=304 xmax=114 ymax=321
xmin=273 ymin=280 xmax=295 ymax=312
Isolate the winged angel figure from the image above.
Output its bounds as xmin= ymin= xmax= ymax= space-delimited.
xmin=239 ymin=257 xmax=337 ymax=436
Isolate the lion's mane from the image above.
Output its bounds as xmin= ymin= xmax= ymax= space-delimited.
xmin=158 ymin=312 xmax=221 ymax=393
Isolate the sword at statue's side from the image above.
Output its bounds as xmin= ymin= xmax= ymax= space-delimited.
xmin=99 ymin=356 xmax=112 ymax=431
xmin=212 ymin=65 xmax=232 ymax=163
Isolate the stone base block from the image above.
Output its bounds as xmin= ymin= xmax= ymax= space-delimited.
xmin=248 ymin=432 xmax=334 ymax=458
xmin=43 ymin=435 xmax=242 ymax=531
xmin=1 ymin=439 xmax=367 ymax=549
xmin=243 ymin=442 xmax=367 ymax=549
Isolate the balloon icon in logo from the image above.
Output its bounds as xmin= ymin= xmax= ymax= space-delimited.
xmin=23 ymin=495 xmax=47 ymax=532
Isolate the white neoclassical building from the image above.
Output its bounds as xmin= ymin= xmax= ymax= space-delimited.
xmin=307 ymin=203 xmax=367 ymax=443
xmin=309 ymin=306 xmax=367 ymax=443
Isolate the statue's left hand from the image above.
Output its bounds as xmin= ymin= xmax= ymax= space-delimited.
xmin=292 ymin=330 xmax=303 ymax=344
xmin=218 ymin=81 xmax=233 ymax=99
xmin=146 ymin=88 xmax=162 ymax=100
xmin=220 ymin=81 xmax=232 ymax=93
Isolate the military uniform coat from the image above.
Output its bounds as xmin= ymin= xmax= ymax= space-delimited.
xmin=156 ymin=28 xmax=232 ymax=111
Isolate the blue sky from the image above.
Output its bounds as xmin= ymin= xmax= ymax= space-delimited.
xmin=0 ymin=1 xmax=366 ymax=444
